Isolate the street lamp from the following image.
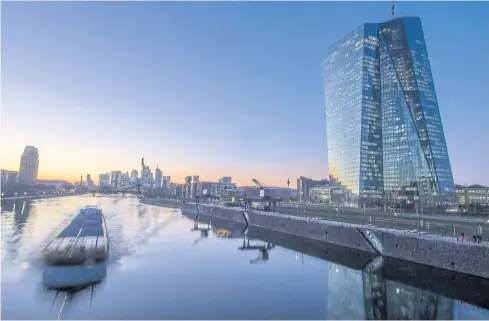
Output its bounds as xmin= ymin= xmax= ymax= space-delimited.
xmin=15 ymin=192 xmax=18 ymax=196
xmin=24 ymin=192 xmax=27 ymax=195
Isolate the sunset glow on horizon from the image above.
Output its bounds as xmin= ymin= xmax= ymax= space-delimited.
xmin=2 ymin=2 xmax=488 ymax=187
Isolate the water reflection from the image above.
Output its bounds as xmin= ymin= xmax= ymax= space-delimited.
xmin=190 ymin=221 xmax=211 ymax=245
xmin=1 ymin=199 xmax=33 ymax=228
xmin=42 ymin=279 xmax=105 ymax=320
xmin=1 ymin=196 xmax=488 ymax=320
xmin=193 ymin=213 xmax=489 ymax=320
xmin=43 ymin=262 xmax=108 ymax=289
xmin=238 ymin=239 xmax=275 ymax=264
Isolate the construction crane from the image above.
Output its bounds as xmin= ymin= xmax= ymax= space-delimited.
xmin=252 ymin=178 xmax=269 ymax=199
xmin=251 ymin=178 xmax=279 ymax=211
xmin=252 ymin=178 xmax=266 ymax=189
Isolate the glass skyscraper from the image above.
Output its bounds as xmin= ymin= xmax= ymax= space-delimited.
xmin=324 ymin=17 xmax=455 ymax=210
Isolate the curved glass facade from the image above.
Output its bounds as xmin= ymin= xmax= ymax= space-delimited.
xmin=324 ymin=17 xmax=455 ymax=210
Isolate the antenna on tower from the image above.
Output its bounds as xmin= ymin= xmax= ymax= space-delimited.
xmin=391 ymin=0 xmax=395 ymax=19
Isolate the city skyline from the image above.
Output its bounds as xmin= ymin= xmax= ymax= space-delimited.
xmin=2 ymin=2 xmax=488 ymax=187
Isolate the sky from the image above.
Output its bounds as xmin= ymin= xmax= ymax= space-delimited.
xmin=1 ymin=1 xmax=488 ymax=187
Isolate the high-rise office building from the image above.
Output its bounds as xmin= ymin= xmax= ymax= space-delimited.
xmin=99 ymin=173 xmax=110 ymax=187
xmin=130 ymin=170 xmax=138 ymax=183
xmin=141 ymin=166 xmax=153 ymax=187
xmin=86 ymin=174 xmax=93 ymax=187
xmin=18 ymin=146 xmax=39 ymax=185
xmin=162 ymin=176 xmax=172 ymax=188
xmin=155 ymin=167 xmax=162 ymax=188
xmin=324 ymin=17 xmax=455 ymax=209
xmin=110 ymin=171 xmax=122 ymax=188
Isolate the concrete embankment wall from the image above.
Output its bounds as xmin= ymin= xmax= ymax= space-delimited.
xmin=370 ymin=229 xmax=489 ymax=279
xmin=149 ymin=200 xmax=489 ymax=279
xmin=246 ymin=211 xmax=377 ymax=253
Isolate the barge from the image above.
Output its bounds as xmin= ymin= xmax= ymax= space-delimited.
xmin=44 ymin=206 xmax=109 ymax=265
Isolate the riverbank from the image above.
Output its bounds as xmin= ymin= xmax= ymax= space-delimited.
xmin=0 ymin=192 xmax=88 ymax=202
xmin=190 ymin=212 xmax=489 ymax=309
xmin=142 ymin=198 xmax=489 ymax=279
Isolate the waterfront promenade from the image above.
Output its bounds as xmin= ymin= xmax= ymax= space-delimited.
xmin=276 ymin=203 xmax=489 ymax=238
xmin=143 ymin=198 xmax=489 ymax=239
xmin=141 ymin=197 xmax=489 ymax=278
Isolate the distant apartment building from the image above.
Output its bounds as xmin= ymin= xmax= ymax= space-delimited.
xmin=18 ymin=145 xmax=39 ymax=185
xmin=184 ymin=176 xmax=192 ymax=199
xmin=1 ymin=169 xmax=19 ymax=184
xmin=192 ymin=176 xmax=201 ymax=197
xmin=308 ymin=185 xmax=332 ymax=204
xmin=200 ymin=181 xmax=237 ymax=197
xmin=130 ymin=170 xmax=138 ymax=183
xmin=456 ymin=184 xmax=489 ymax=211
xmin=218 ymin=176 xmax=232 ymax=184
xmin=297 ymin=176 xmax=329 ymax=203
xmin=155 ymin=167 xmax=163 ymax=188
xmin=99 ymin=173 xmax=110 ymax=187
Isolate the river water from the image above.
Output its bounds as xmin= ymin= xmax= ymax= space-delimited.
xmin=1 ymin=195 xmax=488 ymax=320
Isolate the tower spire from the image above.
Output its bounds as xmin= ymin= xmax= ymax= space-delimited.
xmin=391 ymin=0 xmax=395 ymax=19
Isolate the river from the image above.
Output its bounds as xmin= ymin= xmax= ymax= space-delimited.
xmin=1 ymin=195 xmax=488 ymax=320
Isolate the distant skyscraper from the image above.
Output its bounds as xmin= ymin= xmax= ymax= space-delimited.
xmin=324 ymin=17 xmax=455 ymax=209
xmin=155 ymin=167 xmax=162 ymax=188
xmin=18 ymin=146 xmax=39 ymax=185
xmin=99 ymin=173 xmax=110 ymax=187
xmin=141 ymin=166 xmax=153 ymax=187
xmin=130 ymin=170 xmax=138 ymax=183
xmin=162 ymin=176 xmax=172 ymax=188
xmin=110 ymin=171 xmax=122 ymax=188
xmin=86 ymin=174 xmax=93 ymax=187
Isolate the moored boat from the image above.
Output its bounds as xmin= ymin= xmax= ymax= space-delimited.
xmin=44 ymin=206 xmax=109 ymax=265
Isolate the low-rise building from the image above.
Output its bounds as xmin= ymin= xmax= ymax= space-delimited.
xmin=456 ymin=184 xmax=489 ymax=211
xmin=297 ymin=176 xmax=329 ymax=203
xmin=1 ymin=169 xmax=19 ymax=184
xmin=308 ymin=184 xmax=332 ymax=203
xmin=36 ymin=179 xmax=68 ymax=190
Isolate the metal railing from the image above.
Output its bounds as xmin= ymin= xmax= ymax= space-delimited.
xmin=250 ymin=210 xmax=489 ymax=247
